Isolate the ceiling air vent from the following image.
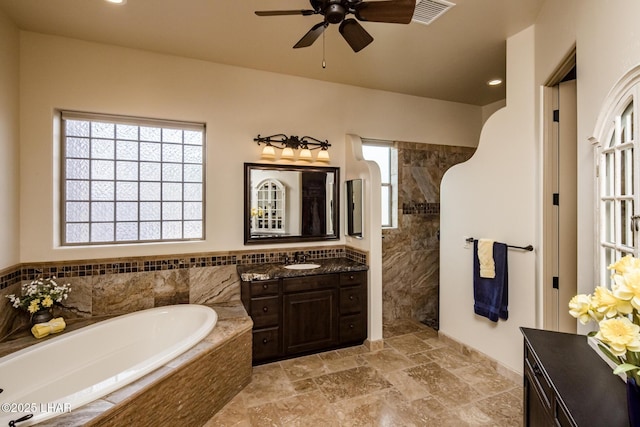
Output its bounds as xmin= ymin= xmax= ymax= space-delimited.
xmin=412 ymin=0 xmax=455 ymax=26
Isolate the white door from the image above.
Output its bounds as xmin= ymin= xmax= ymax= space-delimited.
xmin=544 ymin=79 xmax=577 ymax=333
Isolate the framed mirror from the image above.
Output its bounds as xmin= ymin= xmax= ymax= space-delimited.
xmin=346 ymin=179 xmax=363 ymax=238
xmin=244 ymin=163 xmax=340 ymax=244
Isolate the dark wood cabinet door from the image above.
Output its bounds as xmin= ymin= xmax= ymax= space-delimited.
xmin=524 ymin=369 xmax=553 ymax=427
xmin=283 ymin=289 xmax=339 ymax=355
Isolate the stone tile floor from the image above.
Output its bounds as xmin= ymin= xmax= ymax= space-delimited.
xmin=204 ymin=319 xmax=523 ymax=426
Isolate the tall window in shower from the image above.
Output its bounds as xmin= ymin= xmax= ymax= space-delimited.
xmin=362 ymin=139 xmax=397 ymax=228
xmin=60 ymin=111 xmax=206 ymax=245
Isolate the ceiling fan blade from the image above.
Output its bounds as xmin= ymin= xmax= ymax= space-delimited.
xmin=293 ymin=22 xmax=328 ymax=48
xmin=354 ymin=0 xmax=415 ymax=24
xmin=255 ymin=9 xmax=316 ymax=17
xmin=339 ymin=19 xmax=374 ymax=52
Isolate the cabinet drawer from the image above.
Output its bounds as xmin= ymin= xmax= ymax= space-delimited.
xmin=525 ymin=344 xmax=553 ymax=409
xmin=340 ymin=271 xmax=366 ymax=285
xmin=340 ymin=286 xmax=364 ymax=314
xmin=555 ymin=400 xmax=573 ymax=427
xmin=250 ymin=279 xmax=280 ymax=296
xmin=253 ymin=327 xmax=280 ymax=361
xmin=283 ymin=274 xmax=336 ymax=293
xmin=340 ymin=314 xmax=366 ymax=343
xmin=250 ymin=296 xmax=279 ymax=328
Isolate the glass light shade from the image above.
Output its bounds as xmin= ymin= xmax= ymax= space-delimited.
xmin=316 ymin=149 xmax=330 ymax=162
xmin=299 ymin=148 xmax=313 ymax=161
xmin=261 ymin=145 xmax=276 ymax=160
xmin=281 ymin=147 xmax=295 ymax=160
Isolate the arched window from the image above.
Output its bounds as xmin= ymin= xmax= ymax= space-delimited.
xmin=595 ymin=73 xmax=640 ymax=286
xmin=252 ymin=179 xmax=286 ymax=234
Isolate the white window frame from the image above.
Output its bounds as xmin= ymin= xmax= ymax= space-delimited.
xmin=595 ymin=79 xmax=640 ymax=286
xmin=362 ymin=139 xmax=397 ymax=228
xmin=60 ymin=111 xmax=206 ymax=246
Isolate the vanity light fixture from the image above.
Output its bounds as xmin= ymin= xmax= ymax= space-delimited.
xmin=105 ymin=0 xmax=127 ymax=4
xmin=487 ymin=78 xmax=503 ymax=86
xmin=254 ymin=134 xmax=331 ymax=162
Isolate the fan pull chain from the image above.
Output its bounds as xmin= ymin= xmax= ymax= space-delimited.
xmin=322 ymin=29 xmax=326 ymax=69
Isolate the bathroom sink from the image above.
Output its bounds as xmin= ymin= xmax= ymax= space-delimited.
xmin=284 ymin=263 xmax=321 ymax=270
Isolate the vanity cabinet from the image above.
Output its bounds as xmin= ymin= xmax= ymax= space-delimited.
xmin=241 ymin=270 xmax=367 ymax=364
xmin=521 ymin=328 xmax=629 ymax=427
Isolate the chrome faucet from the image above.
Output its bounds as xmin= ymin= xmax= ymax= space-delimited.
xmin=294 ymin=251 xmax=307 ymax=263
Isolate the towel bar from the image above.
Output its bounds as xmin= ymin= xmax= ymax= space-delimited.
xmin=465 ymin=237 xmax=533 ymax=252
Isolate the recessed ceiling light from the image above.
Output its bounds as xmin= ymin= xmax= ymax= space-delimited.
xmin=105 ymin=0 xmax=126 ymax=4
xmin=487 ymin=79 xmax=503 ymax=86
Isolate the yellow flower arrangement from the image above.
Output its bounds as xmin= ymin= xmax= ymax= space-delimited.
xmin=569 ymin=255 xmax=640 ymax=382
xmin=5 ymin=277 xmax=71 ymax=314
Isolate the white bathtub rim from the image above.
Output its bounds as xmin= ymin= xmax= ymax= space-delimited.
xmin=0 ymin=304 xmax=218 ymax=426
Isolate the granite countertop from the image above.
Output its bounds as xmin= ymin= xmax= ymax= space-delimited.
xmin=236 ymin=257 xmax=368 ymax=282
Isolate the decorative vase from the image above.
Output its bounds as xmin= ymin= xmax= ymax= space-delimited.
xmin=627 ymin=377 xmax=640 ymax=427
xmin=30 ymin=309 xmax=53 ymax=326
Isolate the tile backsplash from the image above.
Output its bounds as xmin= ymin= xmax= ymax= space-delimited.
xmin=0 ymin=245 xmax=367 ymax=339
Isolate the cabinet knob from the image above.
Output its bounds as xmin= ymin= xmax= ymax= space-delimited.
xmin=349 ymin=275 xmax=354 ymax=280
xmin=263 ymin=284 xmax=268 ymax=290
xmin=349 ymin=323 xmax=354 ymax=329
xmin=263 ymin=306 xmax=269 ymax=312
xmin=263 ymin=338 xmax=268 ymax=344
xmin=349 ymin=295 xmax=354 ymax=301
xmin=532 ymin=363 xmax=542 ymax=376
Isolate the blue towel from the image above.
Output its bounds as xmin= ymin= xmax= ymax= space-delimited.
xmin=473 ymin=240 xmax=508 ymax=322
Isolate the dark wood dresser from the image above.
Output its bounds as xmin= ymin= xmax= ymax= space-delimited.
xmin=521 ymin=327 xmax=629 ymax=426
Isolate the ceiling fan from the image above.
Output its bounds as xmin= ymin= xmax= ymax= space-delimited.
xmin=255 ymin=0 xmax=415 ymax=52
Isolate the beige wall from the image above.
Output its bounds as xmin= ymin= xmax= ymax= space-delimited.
xmin=440 ymin=26 xmax=538 ymax=374
xmin=17 ymin=31 xmax=482 ymax=264
xmin=441 ymin=0 xmax=640 ymax=373
xmin=0 ymin=11 xmax=20 ymax=270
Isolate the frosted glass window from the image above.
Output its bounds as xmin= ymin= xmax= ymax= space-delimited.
xmin=62 ymin=111 xmax=205 ymax=245
xmin=162 ymin=163 xmax=182 ymax=182
xmin=67 ymin=138 xmax=90 ymax=158
xmin=91 ymin=139 xmax=115 ymax=159
xmin=140 ymin=162 xmax=161 ymax=181
xmin=184 ymin=146 xmax=203 ymax=163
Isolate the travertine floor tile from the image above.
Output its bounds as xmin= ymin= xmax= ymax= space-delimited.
xmin=204 ymin=321 xmax=524 ymax=426
xmin=359 ymin=348 xmax=415 ymax=373
xmin=314 ymin=366 xmax=393 ymax=403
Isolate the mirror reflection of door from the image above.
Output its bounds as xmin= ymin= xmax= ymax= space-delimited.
xmin=301 ymin=172 xmax=327 ymax=236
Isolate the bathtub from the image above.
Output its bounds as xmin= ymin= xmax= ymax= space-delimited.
xmin=0 ymin=304 xmax=217 ymax=426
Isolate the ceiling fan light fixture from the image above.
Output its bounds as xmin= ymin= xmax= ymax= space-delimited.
xmin=326 ymin=2 xmax=347 ymax=24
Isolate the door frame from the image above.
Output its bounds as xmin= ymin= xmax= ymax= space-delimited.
xmin=541 ymin=47 xmax=577 ymax=331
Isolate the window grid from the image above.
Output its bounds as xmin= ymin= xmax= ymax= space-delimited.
xmin=62 ymin=112 xmax=205 ymax=246
xmin=599 ymin=96 xmax=639 ymax=286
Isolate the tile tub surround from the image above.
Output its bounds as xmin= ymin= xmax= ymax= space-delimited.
xmin=0 ymin=245 xmax=368 ymax=339
xmin=205 ymin=318 xmax=523 ymax=426
xmin=383 ymin=141 xmax=476 ymax=328
xmin=0 ymin=302 xmax=253 ymax=426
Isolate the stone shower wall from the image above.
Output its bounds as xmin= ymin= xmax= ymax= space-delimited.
xmin=382 ymin=141 xmax=475 ymax=328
